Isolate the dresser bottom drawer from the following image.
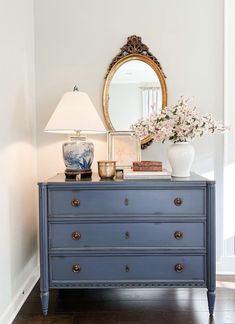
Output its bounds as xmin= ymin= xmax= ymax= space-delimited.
xmin=50 ymin=255 xmax=205 ymax=283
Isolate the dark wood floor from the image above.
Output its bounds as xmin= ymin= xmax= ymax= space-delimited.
xmin=13 ymin=279 xmax=235 ymax=324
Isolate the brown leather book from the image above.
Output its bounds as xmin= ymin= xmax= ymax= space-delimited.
xmin=133 ymin=161 xmax=162 ymax=171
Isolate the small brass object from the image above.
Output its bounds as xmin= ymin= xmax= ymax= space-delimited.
xmin=98 ymin=161 xmax=116 ymax=179
xmin=175 ymin=264 xmax=184 ymax=273
xmin=174 ymin=197 xmax=183 ymax=207
xmin=124 ymin=198 xmax=129 ymax=206
xmin=125 ymin=265 xmax=130 ymax=272
xmin=72 ymin=264 xmax=81 ymax=273
xmin=115 ymin=169 xmax=123 ymax=179
xmin=174 ymin=231 xmax=183 ymax=240
xmin=71 ymin=199 xmax=80 ymax=207
xmin=125 ymin=231 xmax=130 ymax=239
xmin=72 ymin=231 xmax=81 ymax=240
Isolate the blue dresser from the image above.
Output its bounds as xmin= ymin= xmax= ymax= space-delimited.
xmin=38 ymin=173 xmax=216 ymax=315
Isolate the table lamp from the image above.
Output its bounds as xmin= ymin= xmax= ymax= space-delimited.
xmin=45 ymin=86 xmax=106 ymax=179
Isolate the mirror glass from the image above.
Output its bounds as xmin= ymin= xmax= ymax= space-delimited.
xmin=108 ymin=60 xmax=163 ymax=130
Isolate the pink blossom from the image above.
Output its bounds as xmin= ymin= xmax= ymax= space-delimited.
xmin=131 ymin=97 xmax=229 ymax=143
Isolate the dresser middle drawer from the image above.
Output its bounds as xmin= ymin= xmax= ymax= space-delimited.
xmin=49 ymin=222 xmax=205 ymax=249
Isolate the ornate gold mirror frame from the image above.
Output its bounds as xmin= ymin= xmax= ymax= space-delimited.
xmin=102 ymin=35 xmax=168 ymax=149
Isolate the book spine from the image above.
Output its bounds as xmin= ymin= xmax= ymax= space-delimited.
xmin=133 ymin=166 xmax=163 ymax=171
xmin=133 ymin=161 xmax=162 ymax=167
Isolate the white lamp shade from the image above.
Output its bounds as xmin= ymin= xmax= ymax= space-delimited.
xmin=45 ymin=91 xmax=106 ymax=134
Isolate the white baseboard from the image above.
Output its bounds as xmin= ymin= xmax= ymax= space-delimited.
xmin=0 ymin=265 xmax=40 ymax=324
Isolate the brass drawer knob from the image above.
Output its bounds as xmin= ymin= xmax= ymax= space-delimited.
xmin=174 ymin=197 xmax=183 ymax=206
xmin=71 ymin=199 xmax=80 ymax=207
xmin=72 ymin=231 xmax=81 ymax=240
xmin=72 ymin=264 xmax=81 ymax=273
xmin=174 ymin=231 xmax=183 ymax=240
xmin=125 ymin=265 xmax=130 ymax=272
xmin=175 ymin=263 xmax=184 ymax=273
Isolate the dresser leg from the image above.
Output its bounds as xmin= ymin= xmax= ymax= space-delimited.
xmin=207 ymin=290 xmax=216 ymax=316
xmin=40 ymin=291 xmax=49 ymax=316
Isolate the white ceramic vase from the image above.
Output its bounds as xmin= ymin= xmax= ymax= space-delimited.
xmin=167 ymin=142 xmax=195 ymax=177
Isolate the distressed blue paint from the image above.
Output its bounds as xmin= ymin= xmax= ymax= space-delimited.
xmin=49 ymin=222 xmax=205 ymax=249
xmin=50 ymin=255 xmax=205 ymax=281
xmin=38 ymin=173 xmax=216 ymax=316
xmin=48 ymin=188 xmax=205 ymax=216
xmin=39 ymin=184 xmax=49 ymax=316
xmin=206 ymin=182 xmax=216 ymax=315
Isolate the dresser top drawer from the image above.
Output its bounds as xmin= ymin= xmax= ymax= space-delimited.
xmin=48 ymin=189 xmax=205 ymax=216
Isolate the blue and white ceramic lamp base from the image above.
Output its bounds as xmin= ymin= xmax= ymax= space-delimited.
xmin=63 ymin=138 xmax=94 ymax=173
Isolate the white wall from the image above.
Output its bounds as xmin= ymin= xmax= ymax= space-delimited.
xmin=35 ymin=0 xmax=224 ymax=250
xmin=0 ymin=1 xmax=38 ymax=323
xmin=217 ymin=0 xmax=235 ymax=273
xmin=35 ymin=0 xmax=224 ymax=171
xmin=35 ymin=0 xmax=224 ymax=257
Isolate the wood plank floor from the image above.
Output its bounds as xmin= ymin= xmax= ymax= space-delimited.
xmin=13 ymin=280 xmax=235 ymax=324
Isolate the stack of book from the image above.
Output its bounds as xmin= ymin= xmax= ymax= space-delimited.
xmin=124 ymin=161 xmax=171 ymax=180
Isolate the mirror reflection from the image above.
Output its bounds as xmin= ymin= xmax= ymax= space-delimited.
xmin=109 ymin=60 xmax=163 ymax=130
